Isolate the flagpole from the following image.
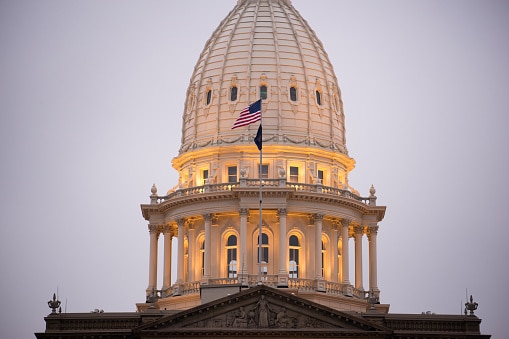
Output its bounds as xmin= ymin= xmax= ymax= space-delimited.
xmin=258 ymin=101 xmax=263 ymax=284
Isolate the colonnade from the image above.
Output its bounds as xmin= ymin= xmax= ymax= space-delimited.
xmin=146 ymin=210 xmax=379 ymax=299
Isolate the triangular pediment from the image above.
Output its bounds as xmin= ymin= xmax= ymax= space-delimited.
xmin=135 ymin=285 xmax=390 ymax=336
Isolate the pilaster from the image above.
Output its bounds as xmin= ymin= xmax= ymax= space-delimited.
xmin=277 ymin=208 xmax=288 ymax=287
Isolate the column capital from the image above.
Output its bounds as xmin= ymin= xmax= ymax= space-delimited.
xmin=331 ymin=219 xmax=340 ymax=231
xmin=354 ymin=224 xmax=364 ymax=235
xmin=176 ymin=218 xmax=186 ymax=227
xmin=314 ymin=213 xmax=324 ymax=221
xmin=277 ymin=208 xmax=287 ymax=217
xmin=341 ymin=218 xmax=351 ymax=228
xmin=367 ymin=225 xmax=379 ymax=239
xmin=202 ymin=213 xmax=218 ymax=225
xmin=186 ymin=218 xmax=196 ymax=230
xmin=307 ymin=214 xmax=315 ymax=226
xmin=239 ymin=208 xmax=249 ymax=216
xmin=162 ymin=224 xmax=174 ymax=236
xmin=148 ymin=224 xmax=160 ymax=234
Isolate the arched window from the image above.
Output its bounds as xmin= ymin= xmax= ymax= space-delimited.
xmin=184 ymin=238 xmax=189 ymax=282
xmin=290 ymin=86 xmax=297 ymax=101
xmin=316 ymin=90 xmax=322 ymax=106
xmin=206 ymin=89 xmax=212 ymax=105
xmin=257 ymin=233 xmax=269 ymax=276
xmin=200 ymin=241 xmax=205 ymax=276
xmin=230 ymin=86 xmax=238 ymax=101
xmin=260 ymin=85 xmax=267 ymax=100
xmin=321 ymin=241 xmax=326 ymax=277
xmin=289 ymin=235 xmax=300 ymax=278
xmin=226 ymin=235 xmax=238 ymax=278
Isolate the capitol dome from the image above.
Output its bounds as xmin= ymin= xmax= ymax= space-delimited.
xmin=141 ymin=0 xmax=385 ymax=313
xmin=179 ymin=0 xmax=348 ymax=156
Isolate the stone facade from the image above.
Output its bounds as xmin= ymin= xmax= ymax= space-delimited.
xmin=36 ymin=286 xmax=490 ymax=338
xmin=36 ymin=0 xmax=490 ymax=338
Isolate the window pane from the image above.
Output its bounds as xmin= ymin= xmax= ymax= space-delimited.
xmin=260 ymin=85 xmax=267 ymax=99
xmin=259 ymin=164 xmax=268 ymax=179
xmin=206 ymin=90 xmax=212 ymax=105
xmin=289 ymin=166 xmax=298 ymax=182
xmin=316 ymin=90 xmax=321 ymax=105
xmin=228 ymin=166 xmax=237 ymax=183
xmin=290 ymin=235 xmax=299 ymax=246
xmin=203 ymin=169 xmax=209 ymax=185
xmin=227 ymin=235 xmax=237 ymax=246
xmin=290 ymin=87 xmax=297 ymax=101
xmin=230 ymin=86 xmax=238 ymax=101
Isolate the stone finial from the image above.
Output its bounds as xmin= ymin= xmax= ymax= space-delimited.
xmin=48 ymin=293 xmax=61 ymax=314
xmin=150 ymin=184 xmax=158 ymax=204
xmin=465 ymin=295 xmax=478 ymax=316
xmin=369 ymin=184 xmax=376 ymax=197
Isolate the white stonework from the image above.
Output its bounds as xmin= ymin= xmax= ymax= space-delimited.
xmin=139 ymin=0 xmax=386 ymax=313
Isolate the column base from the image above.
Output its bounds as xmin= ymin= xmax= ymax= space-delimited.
xmin=172 ymin=280 xmax=183 ymax=296
xmin=277 ymin=273 xmax=289 ymax=287
xmin=238 ymin=273 xmax=249 ymax=286
xmin=315 ymin=278 xmax=326 ymax=292
xmin=343 ymin=283 xmax=353 ymax=297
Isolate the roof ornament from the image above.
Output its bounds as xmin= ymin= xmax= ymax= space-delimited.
xmin=48 ymin=293 xmax=61 ymax=314
xmin=150 ymin=184 xmax=158 ymax=204
xmin=464 ymin=295 xmax=478 ymax=316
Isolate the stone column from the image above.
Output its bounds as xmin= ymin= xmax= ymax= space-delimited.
xmin=314 ymin=214 xmax=324 ymax=279
xmin=277 ymin=208 xmax=288 ymax=287
xmin=314 ymin=214 xmax=325 ymax=292
xmin=341 ymin=219 xmax=351 ymax=285
xmin=187 ymin=222 xmax=195 ymax=282
xmin=367 ymin=224 xmax=380 ymax=298
xmin=203 ymin=213 xmax=212 ymax=281
xmin=332 ymin=221 xmax=340 ymax=283
xmin=147 ymin=224 xmax=159 ymax=296
xmin=161 ymin=225 xmax=173 ymax=295
xmin=176 ymin=218 xmax=185 ymax=283
xmin=239 ymin=208 xmax=248 ymax=285
xmin=354 ymin=225 xmax=364 ymax=292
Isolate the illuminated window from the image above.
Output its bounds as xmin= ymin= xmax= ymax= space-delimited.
xmin=289 ymin=235 xmax=300 ymax=278
xmin=321 ymin=241 xmax=326 ymax=277
xmin=316 ymin=90 xmax=322 ymax=105
xmin=230 ymin=86 xmax=238 ymax=101
xmin=203 ymin=169 xmax=209 ymax=185
xmin=259 ymin=164 xmax=268 ymax=179
xmin=200 ymin=241 xmax=205 ymax=276
xmin=290 ymin=86 xmax=297 ymax=101
xmin=206 ymin=89 xmax=212 ymax=105
xmin=257 ymin=233 xmax=269 ymax=275
xmin=289 ymin=166 xmax=299 ymax=182
xmin=226 ymin=235 xmax=237 ymax=278
xmin=260 ymin=85 xmax=267 ymax=100
xmin=228 ymin=166 xmax=237 ymax=183
xmin=318 ymin=170 xmax=324 ymax=184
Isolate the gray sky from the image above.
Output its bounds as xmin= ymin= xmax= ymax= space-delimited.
xmin=1 ymin=1 xmax=508 ymax=338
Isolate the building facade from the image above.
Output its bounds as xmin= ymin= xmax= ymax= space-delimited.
xmin=36 ymin=0 xmax=490 ymax=338
xmin=140 ymin=0 xmax=384 ymax=313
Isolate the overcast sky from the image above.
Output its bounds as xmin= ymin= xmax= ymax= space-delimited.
xmin=1 ymin=1 xmax=508 ymax=338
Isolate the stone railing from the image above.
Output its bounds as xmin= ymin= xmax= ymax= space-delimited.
xmin=153 ymin=180 xmax=375 ymax=206
xmin=171 ymin=277 xmax=364 ymax=299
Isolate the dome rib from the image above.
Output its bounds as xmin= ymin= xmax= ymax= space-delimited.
xmin=179 ymin=0 xmax=349 ymax=156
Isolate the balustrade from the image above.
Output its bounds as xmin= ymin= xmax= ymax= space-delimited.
xmin=154 ymin=181 xmax=372 ymax=205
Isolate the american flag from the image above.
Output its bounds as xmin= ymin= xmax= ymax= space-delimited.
xmin=231 ymin=99 xmax=262 ymax=129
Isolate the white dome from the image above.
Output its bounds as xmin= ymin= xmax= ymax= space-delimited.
xmin=179 ymin=0 xmax=347 ymax=156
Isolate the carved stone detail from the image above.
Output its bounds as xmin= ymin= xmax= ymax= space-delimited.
xmin=188 ymin=295 xmax=331 ymax=329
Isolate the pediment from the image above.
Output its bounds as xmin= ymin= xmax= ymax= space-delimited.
xmin=135 ymin=285 xmax=389 ymax=336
